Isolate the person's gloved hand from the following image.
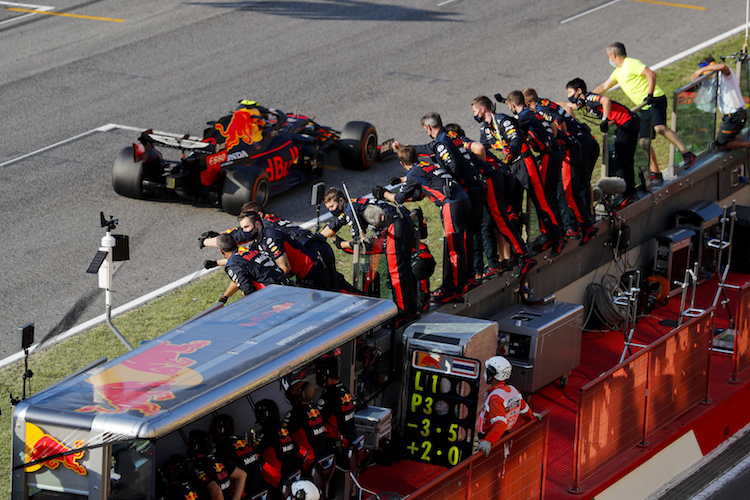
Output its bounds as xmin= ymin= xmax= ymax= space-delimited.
xmin=599 ymin=120 xmax=609 ymax=134
xmin=218 ymin=295 xmax=228 ymax=304
xmin=643 ymin=93 xmax=656 ymax=106
xmin=389 ymin=176 xmax=402 ymax=186
xmin=476 ymin=440 xmax=492 ymax=457
xmin=203 ymin=260 xmax=219 ymax=269
xmin=533 ymin=412 xmax=543 ymax=420
xmin=331 ymin=235 xmax=344 ymax=250
xmin=372 ymin=186 xmax=387 ymax=200
xmin=198 ymin=231 xmax=219 ymax=249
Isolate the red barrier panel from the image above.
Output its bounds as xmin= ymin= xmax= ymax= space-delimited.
xmin=733 ymin=282 xmax=750 ymax=381
xmin=571 ymin=309 xmax=714 ymax=492
xmin=570 ymin=352 xmax=649 ymax=490
xmin=407 ymin=413 xmax=548 ymax=500
xmin=646 ymin=309 xmax=714 ymax=435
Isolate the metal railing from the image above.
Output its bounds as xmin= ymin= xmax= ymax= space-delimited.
xmin=569 ymin=308 xmax=715 ymax=492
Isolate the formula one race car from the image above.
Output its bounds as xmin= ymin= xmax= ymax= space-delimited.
xmin=113 ymin=100 xmax=387 ymax=214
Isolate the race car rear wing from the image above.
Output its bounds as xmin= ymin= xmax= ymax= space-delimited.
xmin=139 ymin=129 xmax=222 ymax=155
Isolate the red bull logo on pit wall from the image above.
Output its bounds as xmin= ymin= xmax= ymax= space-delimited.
xmin=76 ymin=340 xmax=212 ymax=417
xmin=215 ymin=108 xmax=264 ymax=149
xmin=240 ymin=301 xmax=296 ymax=327
xmin=24 ymin=423 xmax=87 ymax=475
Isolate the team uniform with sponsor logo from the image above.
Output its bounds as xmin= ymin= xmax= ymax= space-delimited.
xmin=328 ymin=197 xmax=419 ymax=316
xmin=215 ymin=434 xmax=264 ymax=496
xmin=224 ymin=247 xmax=292 ymax=296
xmin=479 ymin=113 xmax=563 ymax=244
xmin=259 ymin=226 xmax=334 ymax=290
xmin=413 ymin=129 xmax=485 ymax=281
xmin=532 ymin=98 xmax=595 ymax=235
xmin=580 ymin=93 xmax=639 ymax=196
xmin=257 ymin=426 xmax=298 ymax=490
xmin=394 ymin=161 xmax=470 ymax=302
xmin=193 ymin=454 xmax=236 ymax=500
xmin=476 ymin=381 xmax=533 ymax=444
xmin=284 ymin=403 xmax=331 ymax=471
xmin=317 ymin=382 xmax=358 ymax=448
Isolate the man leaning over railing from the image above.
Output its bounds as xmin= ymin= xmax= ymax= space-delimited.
xmin=692 ymin=55 xmax=750 ymax=151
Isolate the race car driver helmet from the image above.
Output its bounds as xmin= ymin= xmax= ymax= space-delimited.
xmin=411 ymin=250 xmax=436 ymax=280
xmin=485 ymin=356 xmax=513 ymax=383
xmin=289 ymin=479 xmax=322 ymax=500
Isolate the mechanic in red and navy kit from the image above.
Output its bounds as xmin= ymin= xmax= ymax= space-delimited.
xmin=214 ymin=233 xmax=293 ymax=302
xmin=254 ymin=399 xmax=298 ymax=496
xmin=393 ymin=113 xmax=485 ymax=289
xmin=443 ymin=123 xmax=538 ymax=278
xmin=566 ymin=77 xmax=640 ymax=209
xmin=315 ymin=357 xmax=359 ymax=451
xmin=376 ymin=145 xmax=470 ymax=304
xmin=321 ymin=187 xmax=419 ymax=319
xmin=210 ymin=414 xmax=266 ymax=497
xmin=523 ymin=89 xmax=599 ymax=246
xmin=188 ymin=429 xmax=247 ymax=500
xmin=472 ymin=96 xmax=565 ymax=257
xmin=505 ymin=91 xmax=567 ymax=256
xmin=238 ymin=210 xmax=334 ymax=290
xmin=283 ymin=380 xmax=333 ymax=473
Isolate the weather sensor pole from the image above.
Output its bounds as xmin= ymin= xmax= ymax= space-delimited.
xmin=87 ymin=212 xmax=133 ymax=350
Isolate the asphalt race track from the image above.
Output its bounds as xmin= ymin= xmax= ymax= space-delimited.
xmin=0 ymin=0 xmax=743 ymax=359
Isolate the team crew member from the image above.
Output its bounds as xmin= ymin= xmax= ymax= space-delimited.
xmin=523 ymin=89 xmax=599 ymax=246
xmin=214 ymin=234 xmax=292 ymax=302
xmin=594 ymin=42 xmax=696 ymax=179
xmin=210 ymin=414 xmax=265 ymax=496
xmin=393 ymin=113 xmax=485 ymax=287
xmin=322 ymin=187 xmax=419 ymax=318
xmin=567 ymin=78 xmax=640 ymax=209
xmin=475 ymin=356 xmax=542 ymax=457
xmin=188 ymin=429 xmax=247 ymax=500
xmin=284 ymin=380 xmax=332 ymax=472
xmin=238 ymin=211 xmax=334 ymax=290
xmin=692 ymin=56 xmax=750 ymax=150
xmin=377 ymin=146 xmax=470 ymax=304
xmin=315 ymin=357 xmax=359 ymax=450
xmin=255 ymin=399 xmax=298 ymax=495
xmin=472 ymin=96 xmax=565 ymax=257
xmin=443 ymin=124 xmax=538 ymax=277
xmin=505 ymin=91 xmax=567 ymax=255
xmin=157 ymin=454 xmax=201 ymax=500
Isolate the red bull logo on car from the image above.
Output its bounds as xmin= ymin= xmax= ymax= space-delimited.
xmin=24 ymin=423 xmax=86 ymax=475
xmin=75 ymin=340 xmax=212 ymax=416
xmin=215 ymin=108 xmax=264 ymax=149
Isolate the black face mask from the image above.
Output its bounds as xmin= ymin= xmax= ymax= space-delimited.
xmin=568 ymin=94 xmax=585 ymax=108
xmin=473 ymin=113 xmax=484 ymax=124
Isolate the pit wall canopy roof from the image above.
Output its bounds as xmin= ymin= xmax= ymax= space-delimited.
xmin=17 ymin=286 xmax=397 ymax=441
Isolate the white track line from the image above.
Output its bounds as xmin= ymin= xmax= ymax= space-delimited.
xmin=0 ymin=1 xmax=54 ymax=26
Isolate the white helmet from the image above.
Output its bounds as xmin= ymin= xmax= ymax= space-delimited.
xmin=290 ymin=479 xmax=321 ymax=500
xmin=485 ymin=356 xmax=512 ymax=382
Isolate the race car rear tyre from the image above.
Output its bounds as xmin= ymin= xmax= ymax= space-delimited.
xmin=339 ymin=121 xmax=377 ymax=170
xmin=221 ymin=167 xmax=270 ymax=215
xmin=112 ymin=146 xmax=145 ymax=199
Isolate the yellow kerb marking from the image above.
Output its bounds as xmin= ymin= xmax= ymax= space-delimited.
xmin=8 ymin=7 xmax=125 ymax=22
xmin=629 ymin=0 xmax=706 ymax=10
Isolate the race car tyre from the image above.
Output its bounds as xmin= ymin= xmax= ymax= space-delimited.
xmin=339 ymin=121 xmax=378 ymax=170
xmin=112 ymin=146 xmax=146 ymax=199
xmin=221 ymin=166 xmax=270 ymax=215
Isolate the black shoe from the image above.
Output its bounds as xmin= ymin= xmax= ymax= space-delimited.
xmin=682 ymin=151 xmax=696 ymax=169
xmin=649 ymin=171 xmax=664 ymax=183
xmin=565 ymin=228 xmax=581 ymax=240
xmin=579 ymin=226 xmax=599 ymax=246
xmin=514 ymin=256 xmax=538 ymax=277
xmin=612 ymin=192 xmax=638 ymax=210
xmin=550 ymin=239 xmax=566 ymax=258
xmin=431 ymin=286 xmax=463 ymax=304
xmin=531 ymin=236 xmax=554 ymax=254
